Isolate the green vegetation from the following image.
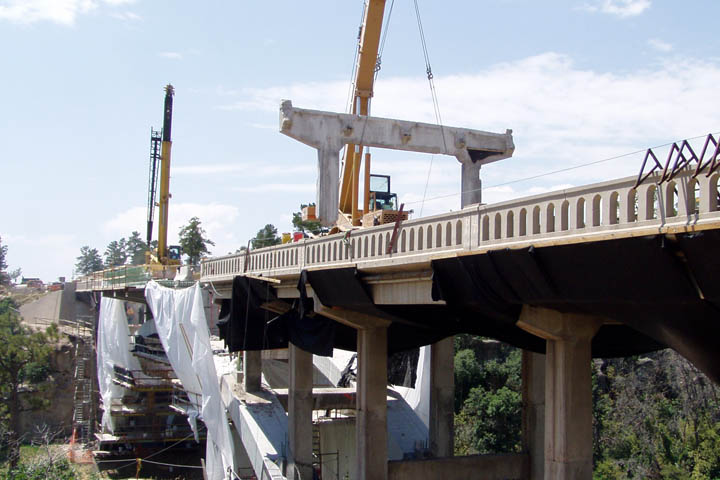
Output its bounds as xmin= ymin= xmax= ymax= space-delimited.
xmin=178 ymin=217 xmax=215 ymax=265
xmin=0 ymin=236 xmax=9 ymax=286
xmin=75 ymin=246 xmax=103 ymax=275
xmin=251 ymin=224 xmax=281 ymax=249
xmin=292 ymin=204 xmax=324 ymax=236
xmin=453 ymin=336 xmax=522 ymax=455
xmin=0 ymin=300 xmax=57 ymax=469
xmin=103 ymin=239 xmax=127 ymax=268
xmin=453 ymin=335 xmax=720 ymax=479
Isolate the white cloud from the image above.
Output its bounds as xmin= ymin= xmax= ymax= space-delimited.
xmin=173 ymin=163 xmax=313 ymax=176
xmin=581 ymin=0 xmax=651 ymax=18
xmin=222 ymin=51 xmax=720 ymax=214
xmin=158 ymin=51 xmax=183 ymax=60
xmin=110 ymin=10 xmax=140 ymax=21
xmin=0 ymin=0 xmax=136 ymax=25
xmin=233 ymin=183 xmax=315 ymax=193
xmin=103 ymin=202 xmax=242 ymax=258
xmin=647 ymin=38 xmax=673 ymax=52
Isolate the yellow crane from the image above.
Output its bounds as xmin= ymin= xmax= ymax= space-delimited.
xmin=146 ymin=84 xmax=182 ymax=265
xmin=302 ymin=0 xmax=407 ymax=230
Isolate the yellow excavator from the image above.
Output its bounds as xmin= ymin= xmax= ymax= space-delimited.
xmin=303 ymin=0 xmax=408 ymax=230
xmin=146 ymin=84 xmax=182 ymax=266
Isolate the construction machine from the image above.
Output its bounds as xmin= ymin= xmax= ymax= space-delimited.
xmin=303 ymin=0 xmax=408 ymax=230
xmin=146 ymin=84 xmax=182 ymax=265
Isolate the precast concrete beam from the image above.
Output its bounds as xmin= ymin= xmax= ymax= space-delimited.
xmin=279 ymin=100 xmax=514 ymax=223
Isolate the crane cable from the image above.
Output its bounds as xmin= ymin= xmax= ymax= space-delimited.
xmin=341 ymin=0 xmax=397 ymax=217
xmin=413 ymin=0 xmax=446 ymax=216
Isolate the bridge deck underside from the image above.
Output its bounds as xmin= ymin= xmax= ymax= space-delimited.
xmin=219 ymin=230 xmax=720 ymax=384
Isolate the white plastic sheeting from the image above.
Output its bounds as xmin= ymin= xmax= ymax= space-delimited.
xmin=96 ymin=297 xmax=143 ymax=434
xmin=395 ymin=346 xmax=430 ymax=428
xmin=145 ymin=281 xmax=235 ymax=480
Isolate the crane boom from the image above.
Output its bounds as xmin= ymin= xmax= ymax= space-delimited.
xmin=156 ymin=84 xmax=174 ymax=263
xmin=338 ymin=0 xmax=387 ymax=225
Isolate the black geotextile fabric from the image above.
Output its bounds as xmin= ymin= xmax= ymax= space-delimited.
xmin=430 ymin=231 xmax=720 ymax=384
xmin=221 ymin=231 xmax=720 ymax=383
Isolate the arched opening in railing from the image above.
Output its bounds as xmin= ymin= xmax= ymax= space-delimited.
xmin=352 ymin=239 xmax=357 ymax=259
xmin=400 ymin=230 xmax=407 ymax=253
xmin=436 ymin=224 xmax=442 ymax=248
xmin=393 ymin=232 xmax=399 ymax=254
xmin=409 ymin=228 xmax=415 ymax=251
xmin=427 ymin=225 xmax=433 ymax=248
xmin=418 ymin=227 xmax=424 ymax=250
xmin=532 ymin=206 xmax=541 ymax=234
xmin=482 ymin=215 xmax=490 ymax=241
xmin=592 ymin=194 xmax=602 ymax=226
xmin=377 ymin=234 xmax=383 ymax=256
xmin=645 ymin=185 xmax=658 ymax=220
xmin=445 ymin=222 xmax=452 ymax=246
xmin=665 ymin=181 xmax=678 ymax=217
xmin=455 ymin=220 xmax=462 ymax=246
xmin=576 ymin=197 xmax=586 ymax=228
xmin=494 ymin=213 xmax=502 ymax=240
xmin=506 ymin=211 xmax=514 ymax=238
xmin=627 ymin=189 xmax=637 ymax=222
xmin=519 ymin=209 xmax=527 ymax=236
xmin=560 ymin=201 xmax=569 ymax=231
xmin=370 ymin=235 xmax=376 ymax=257
xmin=546 ymin=203 xmax=556 ymax=233
xmin=710 ymin=174 xmax=720 ymax=212
xmin=609 ymin=192 xmax=620 ymax=225
xmin=688 ymin=179 xmax=699 ymax=215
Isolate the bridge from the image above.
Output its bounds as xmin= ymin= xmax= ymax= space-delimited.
xmin=76 ymin=103 xmax=720 ymax=480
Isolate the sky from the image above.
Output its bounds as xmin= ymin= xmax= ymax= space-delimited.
xmin=2 ymin=0 xmax=720 ymax=282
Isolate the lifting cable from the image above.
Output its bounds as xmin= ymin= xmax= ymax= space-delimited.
xmin=413 ymin=0 xmax=447 ymax=216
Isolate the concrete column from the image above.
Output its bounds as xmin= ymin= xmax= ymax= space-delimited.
xmin=461 ymin=162 xmax=482 ymax=207
xmin=243 ymin=350 xmax=262 ymax=393
xmin=288 ymin=344 xmax=314 ymax=480
xmin=356 ymin=326 xmax=388 ymax=480
xmin=522 ymin=350 xmax=545 ymax=480
xmin=517 ymin=306 xmax=602 ymax=480
xmin=429 ymin=337 xmax=454 ymax=457
xmin=316 ymin=147 xmax=341 ymax=226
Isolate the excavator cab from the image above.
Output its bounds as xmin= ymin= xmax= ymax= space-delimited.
xmin=168 ymin=245 xmax=182 ymax=262
xmin=369 ymin=174 xmax=398 ymax=211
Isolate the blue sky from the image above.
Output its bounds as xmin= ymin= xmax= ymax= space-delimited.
xmin=2 ymin=0 xmax=720 ymax=282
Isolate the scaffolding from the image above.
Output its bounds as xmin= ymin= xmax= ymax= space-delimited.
xmin=71 ymin=314 xmax=96 ymax=447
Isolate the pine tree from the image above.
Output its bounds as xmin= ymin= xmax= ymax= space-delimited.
xmin=251 ymin=224 xmax=281 ymax=249
xmin=75 ymin=246 xmax=104 ymax=275
xmin=104 ymin=239 xmax=127 ymax=267
xmin=0 ymin=236 xmax=9 ymax=286
xmin=178 ymin=217 xmax=215 ymax=265
xmin=125 ymin=231 xmax=148 ymax=265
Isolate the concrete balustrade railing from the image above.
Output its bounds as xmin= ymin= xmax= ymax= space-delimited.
xmin=196 ymin=167 xmax=720 ymax=283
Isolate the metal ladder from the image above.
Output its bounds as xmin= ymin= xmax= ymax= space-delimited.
xmin=71 ymin=317 xmax=95 ymax=447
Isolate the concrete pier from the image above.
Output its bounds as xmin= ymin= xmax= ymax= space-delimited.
xmin=429 ymin=337 xmax=455 ymax=457
xmin=518 ymin=306 xmax=602 ymax=480
xmin=288 ymin=344 xmax=313 ymax=480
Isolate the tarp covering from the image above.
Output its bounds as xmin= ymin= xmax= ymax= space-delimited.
xmin=220 ymin=231 xmax=720 ymax=383
xmin=430 ymin=232 xmax=720 ymax=383
xmin=96 ymin=297 xmax=143 ymax=434
xmin=145 ymin=281 xmax=235 ymax=480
